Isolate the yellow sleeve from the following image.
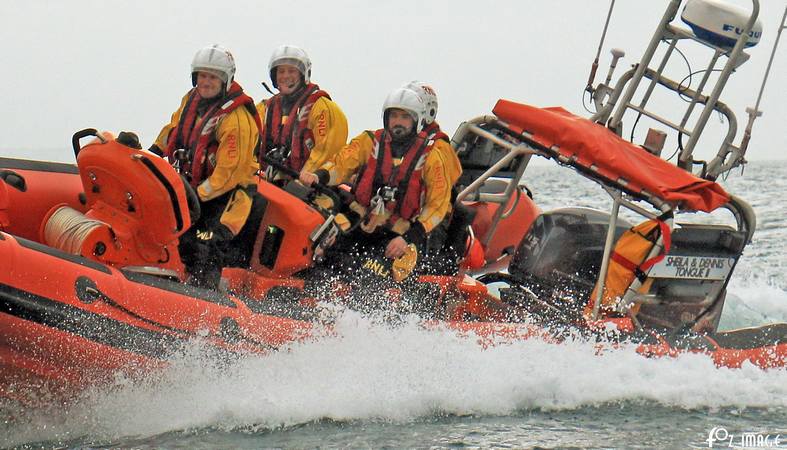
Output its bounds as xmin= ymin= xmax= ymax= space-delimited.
xmin=255 ymin=100 xmax=267 ymax=124
xmin=153 ymin=91 xmax=192 ymax=150
xmin=439 ymin=139 xmax=463 ymax=188
xmin=197 ymin=107 xmax=260 ymax=201
xmin=417 ymin=140 xmax=456 ymax=233
xmin=320 ymin=131 xmax=374 ymax=185
xmin=302 ymin=97 xmax=349 ymax=172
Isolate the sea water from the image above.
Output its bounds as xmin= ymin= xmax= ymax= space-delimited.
xmin=3 ymin=161 xmax=786 ymax=449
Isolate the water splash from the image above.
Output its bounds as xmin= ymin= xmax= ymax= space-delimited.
xmin=722 ymin=273 xmax=787 ymax=329
xmin=5 ymin=310 xmax=785 ymax=447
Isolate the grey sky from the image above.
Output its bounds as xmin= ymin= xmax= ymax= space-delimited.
xmin=1 ymin=0 xmax=784 ymax=163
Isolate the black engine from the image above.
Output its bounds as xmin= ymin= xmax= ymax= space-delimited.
xmin=488 ymin=208 xmax=631 ymax=324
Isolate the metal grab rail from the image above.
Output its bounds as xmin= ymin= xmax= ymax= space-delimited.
xmin=711 ymin=5 xmax=787 ymax=177
xmin=590 ymin=189 xmax=675 ymax=321
xmin=451 ymin=114 xmax=756 ymax=329
xmin=452 ymin=117 xmax=541 ymax=246
xmin=593 ymin=0 xmax=761 ymax=180
xmin=678 ymin=0 xmax=760 ymax=171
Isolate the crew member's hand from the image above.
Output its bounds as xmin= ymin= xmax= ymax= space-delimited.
xmin=299 ymin=170 xmax=319 ymax=186
xmin=148 ymin=144 xmax=164 ymax=157
xmin=385 ymin=236 xmax=408 ymax=259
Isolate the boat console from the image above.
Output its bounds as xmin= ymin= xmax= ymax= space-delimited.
xmin=40 ymin=130 xmax=194 ymax=279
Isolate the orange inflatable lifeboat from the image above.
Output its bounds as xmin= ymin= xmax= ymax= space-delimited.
xmin=0 ymin=131 xmax=318 ymax=402
xmin=471 ymin=100 xmax=785 ymax=370
xmin=0 ymin=128 xmax=538 ymax=402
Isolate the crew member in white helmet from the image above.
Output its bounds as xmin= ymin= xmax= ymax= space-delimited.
xmin=301 ymin=87 xmax=455 ymax=283
xmin=151 ymin=44 xmax=262 ymax=288
xmin=256 ymin=45 xmax=348 ymax=183
xmin=401 ymin=81 xmax=467 ymax=274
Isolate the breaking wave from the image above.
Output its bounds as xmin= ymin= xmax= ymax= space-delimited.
xmin=4 ymin=308 xmax=785 ymax=447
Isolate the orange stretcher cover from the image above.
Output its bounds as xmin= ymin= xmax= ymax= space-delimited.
xmin=493 ymin=99 xmax=730 ymax=212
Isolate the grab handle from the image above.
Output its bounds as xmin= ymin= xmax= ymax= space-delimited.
xmin=72 ymin=128 xmax=105 ymax=159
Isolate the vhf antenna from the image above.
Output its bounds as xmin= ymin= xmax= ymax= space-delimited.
xmin=739 ymin=5 xmax=787 ymax=159
xmin=586 ymin=0 xmax=617 ymax=93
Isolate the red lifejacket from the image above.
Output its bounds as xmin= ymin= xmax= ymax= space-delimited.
xmin=166 ymin=81 xmax=262 ymax=188
xmin=260 ymin=83 xmax=330 ymax=172
xmin=353 ymin=129 xmax=435 ymax=222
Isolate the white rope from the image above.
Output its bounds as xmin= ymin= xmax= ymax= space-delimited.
xmin=43 ymin=206 xmax=106 ymax=255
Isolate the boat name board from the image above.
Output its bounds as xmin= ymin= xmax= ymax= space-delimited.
xmin=648 ymin=255 xmax=735 ymax=280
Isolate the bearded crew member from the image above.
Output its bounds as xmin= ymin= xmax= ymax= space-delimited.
xmin=400 ymin=80 xmax=460 ymax=190
xmin=301 ymin=87 xmax=455 ymax=279
xmin=256 ymin=45 xmax=348 ymax=183
xmin=400 ymin=80 xmax=464 ymax=271
xmin=150 ymin=44 xmax=262 ymax=288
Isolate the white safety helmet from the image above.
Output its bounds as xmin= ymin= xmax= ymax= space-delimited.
xmin=402 ymin=81 xmax=438 ymax=125
xmin=268 ymin=45 xmax=312 ymax=89
xmin=191 ymin=44 xmax=236 ymax=93
xmin=382 ymin=87 xmax=428 ymax=134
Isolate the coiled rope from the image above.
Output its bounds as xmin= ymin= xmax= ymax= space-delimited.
xmin=43 ymin=206 xmax=107 ymax=255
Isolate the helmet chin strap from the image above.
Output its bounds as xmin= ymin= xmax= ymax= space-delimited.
xmin=201 ymin=81 xmax=227 ymax=99
xmin=280 ymin=82 xmax=307 ymax=110
xmin=271 ymin=69 xmax=306 ymax=93
xmin=282 ymin=81 xmax=305 ymax=97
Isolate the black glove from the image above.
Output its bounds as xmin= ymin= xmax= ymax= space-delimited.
xmin=403 ymin=221 xmax=427 ymax=252
xmin=314 ymin=169 xmax=330 ymax=186
xmin=148 ymin=144 xmax=164 ymax=157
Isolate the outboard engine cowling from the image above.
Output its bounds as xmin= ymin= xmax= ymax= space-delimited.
xmin=499 ymin=208 xmax=631 ymax=323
